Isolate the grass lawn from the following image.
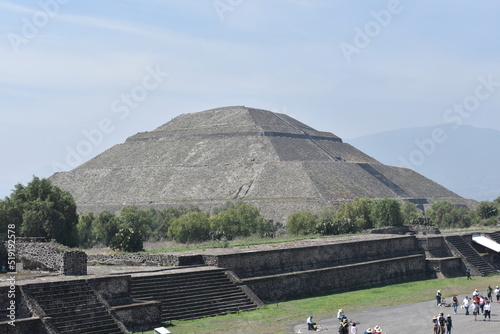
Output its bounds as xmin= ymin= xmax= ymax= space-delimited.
xmin=132 ymin=274 xmax=500 ymax=334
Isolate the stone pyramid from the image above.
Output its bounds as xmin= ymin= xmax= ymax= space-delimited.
xmin=50 ymin=106 xmax=470 ymax=222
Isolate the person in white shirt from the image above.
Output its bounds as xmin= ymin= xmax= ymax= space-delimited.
xmin=307 ymin=315 xmax=316 ymax=331
xmin=494 ymin=286 xmax=500 ymax=302
xmin=483 ymin=300 xmax=492 ymax=321
xmin=462 ymin=296 xmax=470 ymax=315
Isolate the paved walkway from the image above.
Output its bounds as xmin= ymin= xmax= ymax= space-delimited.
xmin=292 ymin=294 xmax=499 ymax=333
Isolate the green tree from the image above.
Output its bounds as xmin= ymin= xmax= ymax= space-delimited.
xmin=1 ymin=177 xmax=78 ymax=246
xmin=109 ymin=227 xmax=143 ymax=252
xmin=335 ymin=198 xmax=374 ymax=230
xmin=401 ymin=201 xmax=423 ymax=225
xmin=475 ymin=201 xmax=498 ymax=219
xmin=167 ymin=212 xmax=210 ymax=243
xmin=427 ymin=201 xmax=472 ymax=228
xmin=93 ymin=211 xmax=120 ymax=246
xmin=209 ymin=203 xmax=271 ymax=240
xmin=150 ymin=206 xmax=201 ymax=240
xmin=117 ymin=206 xmax=153 ymax=241
xmin=77 ymin=212 xmax=96 ymax=248
xmin=371 ymin=198 xmax=403 ymax=228
xmin=286 ymin=211 xmax=317 ymax=235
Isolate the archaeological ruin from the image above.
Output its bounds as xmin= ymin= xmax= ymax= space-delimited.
xmin=48 ymin=106 xmax=474 ymax=222
xmin=2 ymin=106 xmax=497 ymax=333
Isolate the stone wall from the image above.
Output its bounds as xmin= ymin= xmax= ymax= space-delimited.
xmin=87 ymin=253 xmax=203 ymax=267
xmin=242 ymin=254 xmax=426 ymax=302
xmin=112 ymin=300 xmax=162 ymax=332
xmin=203 ymin=235 xmax=422 ymax=278
xmin=15 ymin=240 xmax=87 ymax=275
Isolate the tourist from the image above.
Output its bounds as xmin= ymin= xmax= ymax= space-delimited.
xmin=483 ymin=300 xmax=491 ymax=321
xmin=364 ymin=328 xmax=373 ymax=334
xmin=350 ymin=323 xmax=357 ymax=334
xmin=438 ymin=312 xmax=446 ymax=334
xmin=373 ymin=325 xmax=382 ymax=334
xmin=479 ymin=295 xmax=485 ymax=314
xmin=445 ymin=314 xmax=452 ymax=334
xmin=306 ymin=315 xmax=316 ymax=331
xmin=452 ymin=295 xmax=458 ymax=314
xmin=487 ymin=285 xmax=493 ymax=301
xmin=472 ymin=288 xmax=479 ymax=298
xmin=466 ymin=267 xmax=471 ymax=279
xmin=472 ymin=300 xmax=480 ymax=321
xmin=339 ymin=318 xmax=349 ymax=334
xmin=436 ymin=290 xmax=442 ymax=306
xmin=495 ymin=285 xmax=500 ymax=302
xmin=462 ymin=296 xmax=470 ymax=315
xmin=432 ymin=316 xmax=439 ymax=334
xmin=337 ymin=309 xmax=346 ymax=321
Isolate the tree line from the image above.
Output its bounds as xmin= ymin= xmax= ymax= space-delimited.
xmin=1 ymin=177 xmax=499 ymax=252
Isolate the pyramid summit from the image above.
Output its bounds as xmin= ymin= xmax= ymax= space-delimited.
xmin=50 ymin=106 xmax=470 ymax=222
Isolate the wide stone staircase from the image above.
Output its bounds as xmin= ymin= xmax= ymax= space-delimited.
xmin=130 ymin=267 xmax=259 ymax=321
xmin=23 ymin=280 xmax=124 ymax=334
xmin=444 ymin=235 xmax=497 ymax=276
xmin=486 ymin=231 xmax=500 ymax=244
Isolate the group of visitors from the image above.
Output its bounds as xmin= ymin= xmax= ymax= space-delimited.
xmin=467 ymin=289 xmax=493 ymax=321
xmin=306 ymin=309 xmax=384 ymax=333
xmin=432 ymin=312 xmax=452 ymax=334
xmin=432 ymin=312 xmax=453 ymax=334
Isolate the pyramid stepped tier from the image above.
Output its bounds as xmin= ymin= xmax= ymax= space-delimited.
xmin=23 ymin=280 xmax=125 ymax=334
xmin=129 ymin=267 xmax=260 ymax=321
xmin=50 ymin=106 xmax=471 ymax=222
xmin=444 ymin=235 xmax=497 ymax=276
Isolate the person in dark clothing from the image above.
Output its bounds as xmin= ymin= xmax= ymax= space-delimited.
xmin=436 ymin=290 xmax=442 ymax=306
xmin=466 ymin=267 xmax=471 ymax=280
xmin=445 ymin=315 xmax=452 ymax=334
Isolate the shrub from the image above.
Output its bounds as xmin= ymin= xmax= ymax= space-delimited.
xmin=110 ymin=228 xmax=143 ymax=252
xmin=167 ymin=212 xmax=210 ymax=243
xmin=287 ymin=211 xmax=317 ymax=235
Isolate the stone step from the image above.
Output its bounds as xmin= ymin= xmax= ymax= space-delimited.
xmin=165 ymin=301 xmax=257 ymax=320
xmin=131 ymin=282 xmax=241 ymax=298
xmin=132 ymin=287 xmax=246 ymax=302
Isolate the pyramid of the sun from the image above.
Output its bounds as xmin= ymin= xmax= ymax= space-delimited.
xmin=50 ymin=106 xmax=470 ymax=222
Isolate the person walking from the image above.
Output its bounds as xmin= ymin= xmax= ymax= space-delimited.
xmin=487 ymin=285 xmax=493 ymax=301
xmin=483 ymin=300 xmax=491 ymax=321
xmin=472 ymin=300 xmax=480 ymax=321
xmin=462 ymin=296 xmax=470 ymax=315
xmin=495 ymin=286 xmax=500 ymax=302
xmin=452 ymin=295 xmax=458 ymax=314
xmin=466 ymin=267 xmax=471 ymax=279
xmin=350 ymin=323 xmax=357 ymax=334
xmin=445 ymin=315 xmax=452 ymax=334
xmin=479 ymin=295 xmax=485 ymax=314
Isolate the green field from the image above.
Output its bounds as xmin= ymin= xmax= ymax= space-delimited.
xmin=132 ymin=274 xmax=500 ymax=334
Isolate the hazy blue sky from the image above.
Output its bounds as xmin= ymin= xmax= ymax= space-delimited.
xmin=1 ymin=0 xmax=499 ymax=198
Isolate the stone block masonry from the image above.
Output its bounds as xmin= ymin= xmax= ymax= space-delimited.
xmin=8 ymin=238 xmax=87 ymax=275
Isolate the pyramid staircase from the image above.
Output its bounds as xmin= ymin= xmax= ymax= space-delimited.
xmin=444 ymin=235 xmax=497 ymax=276
xmin=23 ymin=280 xmax=124 ymax=334
xmin=130 ymin=268 xmax=259 ymax=321
xmin=486 ymin=231 xmax=500 ymax=244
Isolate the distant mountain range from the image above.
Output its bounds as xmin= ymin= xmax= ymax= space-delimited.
xmin=346 ymin=125 xmax=500 ymax=202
